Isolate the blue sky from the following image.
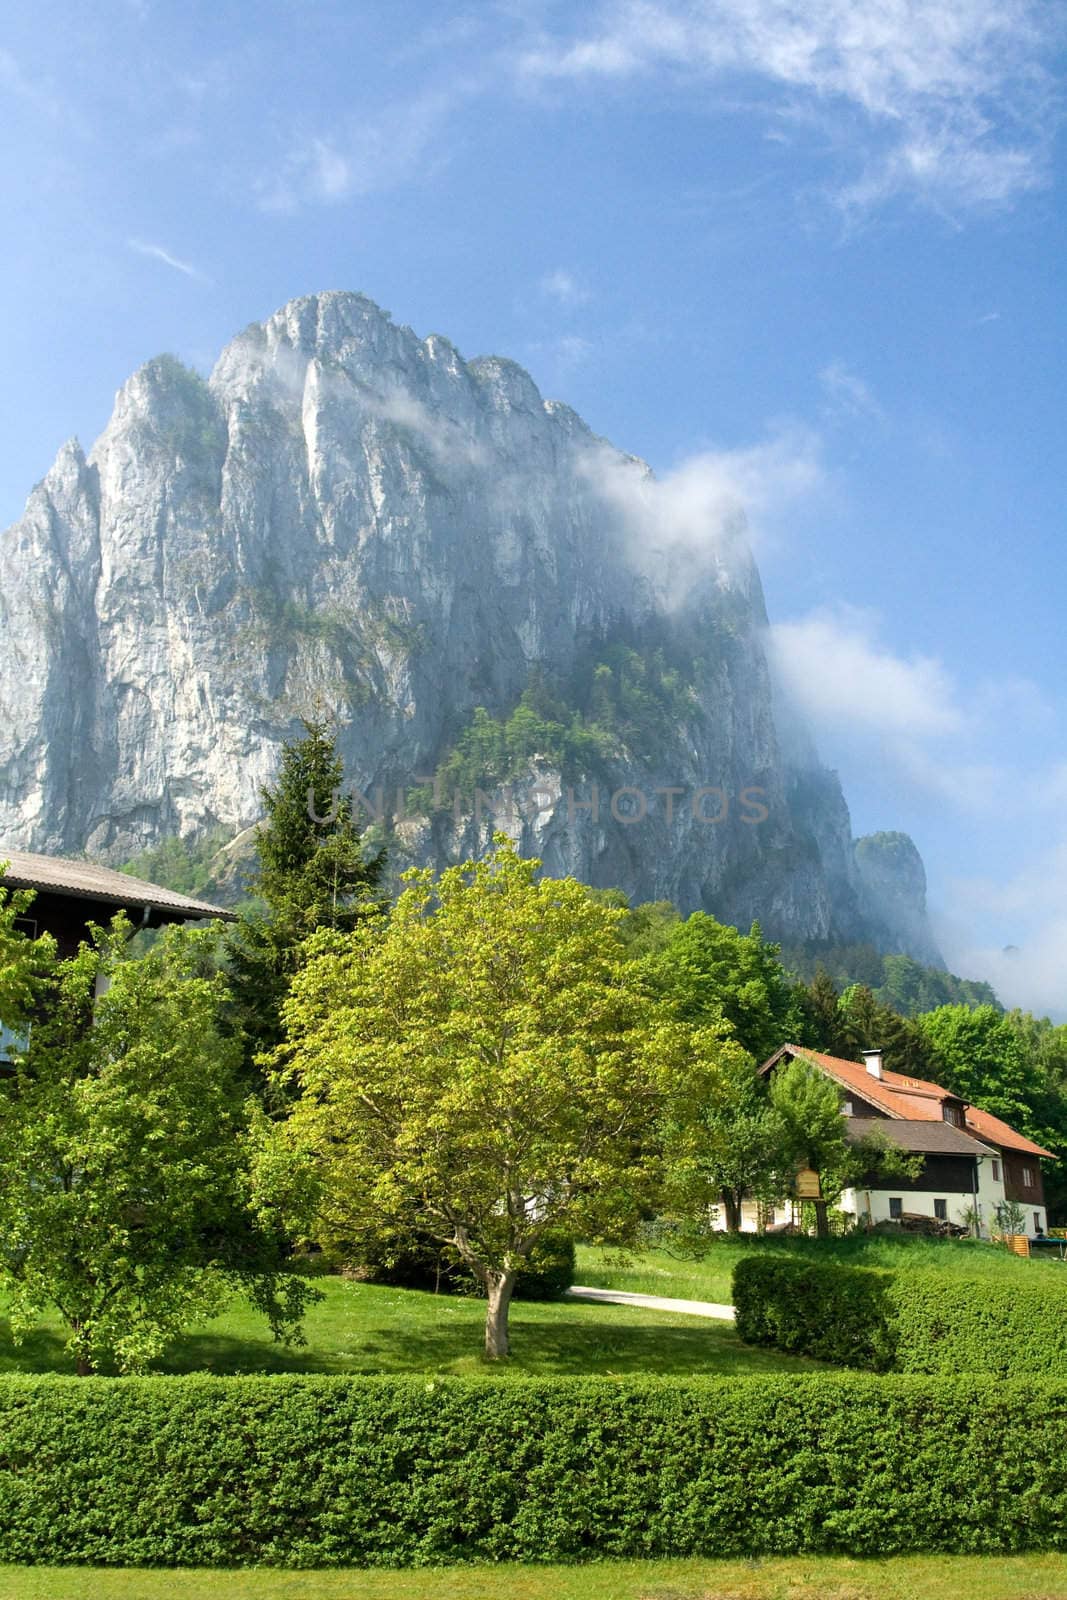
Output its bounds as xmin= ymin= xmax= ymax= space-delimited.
xmin=3 ymin=0 xmax=1066 ymax=1008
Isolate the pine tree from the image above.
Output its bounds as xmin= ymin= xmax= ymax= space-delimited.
xmin=226 ymin=720 xmax=385 ymax=1082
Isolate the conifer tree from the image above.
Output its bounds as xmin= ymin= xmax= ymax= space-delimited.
xmin=227 ymin=720 xmax=385 ymax=1080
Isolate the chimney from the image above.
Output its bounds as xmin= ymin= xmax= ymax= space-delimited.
xmin=862 ymin=1049 xmax=884 ymax=1080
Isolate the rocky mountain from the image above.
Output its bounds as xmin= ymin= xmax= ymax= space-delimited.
xmin=0 ymin=290 xmax=940 ymax=960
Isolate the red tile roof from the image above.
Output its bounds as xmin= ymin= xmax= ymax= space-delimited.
xmin=764 ymin=1044 xmax=1054 ymax=1160
xmin=963 ymin=1104 xmax=1053 ymax=1160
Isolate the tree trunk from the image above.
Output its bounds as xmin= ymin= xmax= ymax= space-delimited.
xmin=813 ymin=1198 xmax=830 ymax=1239
xmin=484 ymin=1270 xmax=517 ymax=1359
xmin=720 ymin=1190 xmax=742 ymax=1234
xmin=70 ymin=1321 xmax=94 ymax=1376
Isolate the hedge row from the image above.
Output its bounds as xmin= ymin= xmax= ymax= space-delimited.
xmin=2 ymin=1373 xmax=1067 ymax=1565
xmin=733 ymin=1255 xmax=1067 ymax=1375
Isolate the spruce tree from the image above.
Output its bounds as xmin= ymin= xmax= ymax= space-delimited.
xmin=226 ymin=720 xmax=385 ymax=1082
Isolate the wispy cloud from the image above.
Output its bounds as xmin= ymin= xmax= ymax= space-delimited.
xmin=127 ymin=238 xmax=209 ymax=282
xmin=539 ymin=268 xmax=590 ymax=306
xmin=517 ymin=0 xmax=1060 ymax=210
xmin=257 ymin=91 xmax=457 ymax=212
xmin=819 ymin=360 xmax=885 ymax=424
xmin=772 ymin=606 xmax=963 ymax=740
xmin=580 ymin=424 xmax=824 ymax=603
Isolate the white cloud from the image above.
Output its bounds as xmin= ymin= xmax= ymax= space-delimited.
xmin=539 ymin=268 xmax=590 ymax=306
xmin=258 ymin=91 xmax=455 ymax=212
xmin=518 ymin=0 xmax=1059 ymax=208
xmin=819 ymin=360 xmax=885 ymax=423
xmin=771 ymin=607 xmax=963 ymax=738
xmin=127 ymin=238 xmax=209 ymax=282
xmin=943 ymin=845 xmax=1067 ymax=1016
xmin=580 ymin=425 xmax=824 ymax=602
xmin=369 ymin=386 xmax=488 ymax=469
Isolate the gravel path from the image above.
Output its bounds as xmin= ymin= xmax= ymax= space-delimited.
xmin=566 ymin=1285 xmax=735 ymax=1320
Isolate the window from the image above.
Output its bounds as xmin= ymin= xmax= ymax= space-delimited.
xmin=943 ymin=1104 xmax=963 ymax=1127
xmin=992 ymin=1160 xmax=1001 ymax=1182
xmin=934 ymin=1199 xmax=948 ymax=1221
xmin=842 ymin=1099 xmax=853 ymax=1116
xmin=1035 ymin=1214 xmax=1043 ymax=1234
xmin=888 ymin=1197 xmax=903 ymax=1220
xmin=1022 ymin=1166 xmax=1035 ymax=1188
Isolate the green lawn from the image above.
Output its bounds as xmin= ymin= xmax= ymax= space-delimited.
xmin=0 ymin=1276 xmax=819 ymax=1379
xmin=576 ymin=1230 xmax=1067 ymax=1305
xmin=3 ymin=1556 xmax=1067 ymax=1600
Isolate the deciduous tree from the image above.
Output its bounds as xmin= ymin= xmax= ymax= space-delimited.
xmin=0 ymin=921 xmax=315 ymax=1373
xmin=269 ymin=841 xmax=705 ymax=1358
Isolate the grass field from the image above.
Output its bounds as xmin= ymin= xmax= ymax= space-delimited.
xmin=3 ymin=1556 xmax=1067 ymax=1599
xmin=576 ymin=1230 xmax=1067 ymax=1306
xmin=0 ymin=1276 xmax=819 ymax=1379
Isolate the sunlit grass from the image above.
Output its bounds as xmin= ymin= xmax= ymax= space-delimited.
xmin=3 ymin=1555 xmax=1067 ymax=1600
xmin=0 ymin=1276 xmax=820 ymax=1379
xmin=576 ymin=1230 xmax=1067 ymax=1306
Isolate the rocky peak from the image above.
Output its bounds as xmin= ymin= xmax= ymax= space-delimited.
xmin=0 ymin=291 xmax=939 ymax=961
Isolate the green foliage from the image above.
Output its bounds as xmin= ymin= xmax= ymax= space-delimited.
xmin=734 ymin=1254 xmax=1067 ymax=1376
xmin=4 ymin=1371 xmax=1067 ymax=1564
xmin=0 ymin=868 xmax=56 ymax=1035
xmin=120 ymin=829 xmax=232 ymax=901
xmin=890 ymin=1271 xmax=1067 ymax=1376
xmin=733 ymin=1256 xmax=898 ymax=1368
xmin=783 ymin=942 xmax=1000 ymax=1015
xmin=225 ymin=719 xmax=385 ymax=1076
xmin=659 ymin=1048 xmax=791 ymax=1233
xmin=917 ymin=1004 xmax=1056 ymax=1148
xmin=148 ymin=355 xmax=226 ymax=462
xmin=267 ymin=839 xmax=725 ymax=1357
xmin=342 ymin=1230 xmax=576 ymax=1301
xmin=417 ymin=644 xmax=701 ymax=807
xmin=0 ymin=921 xmax=316 ymax=1374
xmin=647 ymin=913 xmax=807 ymax=1064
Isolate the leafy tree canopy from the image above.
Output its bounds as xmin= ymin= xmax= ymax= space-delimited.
xmin=0 ymin=921 xmax=315 ymax=1373
xmin=647 ymin=911 xmax=807 ymax=1064
xmin=266 ymin=839 xmax=729 ymax=1358
xmin=0 ymin=868 xmax=55 ymax=1034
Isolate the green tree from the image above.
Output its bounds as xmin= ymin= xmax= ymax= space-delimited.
xmin=0 ymin=921 xmax=315 ymax=1374
xmin=769 ymin=1058 xmax=920 ymax=1236
xmin=836 ymin=983 xmax=935 ymax=1076
xmin=661 ymin=1047 xmax=791 ymax=1233
xmin=268 ymin=841 xmax=706 ymax=1359
xmin=226 ymin=720 xmax=385 ymax=1077
xmin=917 ymin=1004 xmax=1055 ymax=1146
xmin=649 ymin=912 xmax=805 ymax=1062
xmin=0 ymin=868 xmax=56 ymax=1037
xmin=795 ymin=966 xmax=850 ymax=1056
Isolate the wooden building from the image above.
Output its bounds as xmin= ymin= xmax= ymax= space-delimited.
xmin=1 ymin=848 xmax=236 ymax=1062
xmin=759 ymin=1043 xmax=1054 ymax=1238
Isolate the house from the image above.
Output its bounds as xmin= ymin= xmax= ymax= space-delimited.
xmin=1 ymin=848 xmax=236 ymax=1063
xmin=758 ymin=1043 xmax=1053 ymax=1239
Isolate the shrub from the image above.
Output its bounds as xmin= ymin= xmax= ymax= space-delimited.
xmin=733 ymin=1256 xmax=897 ymax=1370
xmin=733 ymin=1256 xmax=1067 ymax=1375
xmin=892 ymin=1271 xmax=1067 ymax=1376
xmin=1 ymin=1373 xmax=1067 ymax=1565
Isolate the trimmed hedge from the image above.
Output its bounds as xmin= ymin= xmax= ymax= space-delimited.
xmin=733 ymin=1256 xmax=898 ymax=1369
xmin=2 ymin=1373 xmax=1067 ymax=1565
xmin=734 ymin=1255 xmax=1067 ymax=1375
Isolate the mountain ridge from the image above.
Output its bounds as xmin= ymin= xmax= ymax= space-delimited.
xmin=0 ymin=290 xmax=940 ymax=963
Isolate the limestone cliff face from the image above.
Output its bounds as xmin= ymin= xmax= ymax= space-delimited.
xmin=0 ymin=291 xmax=935 ymax=955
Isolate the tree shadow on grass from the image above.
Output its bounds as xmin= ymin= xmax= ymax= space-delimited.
xmin=0 ymin=1318 xmax=77 ymax=1374
xmin=157 ymin=1313 xmax=821 ymax=1378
